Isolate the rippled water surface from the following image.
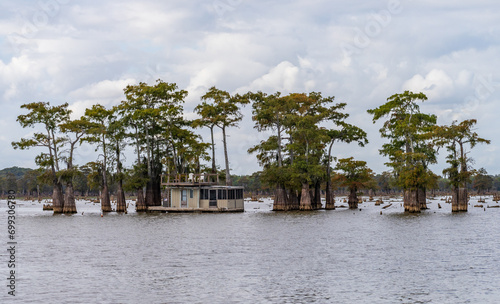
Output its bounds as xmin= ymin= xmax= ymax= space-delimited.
xmin=1 ymin=196 xmax=500 ymax=303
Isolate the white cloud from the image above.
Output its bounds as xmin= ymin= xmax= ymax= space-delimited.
xmin=403 ymin=69 xmax=454 ymax=99
xmin=1 ymin=0 xmax=499 ymax=175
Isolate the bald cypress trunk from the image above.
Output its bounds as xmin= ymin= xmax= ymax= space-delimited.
xmin=325 ymin=181 xmax=335 ymax=210
xmin=418 ymin=188 xmax=427 ymax=210
xmin=404 ymin=189 xmax=420 ymax=213
xmin=145 ymin=180 xmax=154 ymax=206
xmin=452 ymin=187 xmax=468 ymax=212
xmin=287 ymin=189 xmax=300 ymax=210
xmin=135 ymin=188 xmax=147 ymax=212
xmin=458 ymin=188 xmax=468 ymax=211
xmin=63 ymin=182 xmax=77 ymax=213
xmin=101 ymin=183 xmax=112 ymax=212
xmin=52 ymin=181 xmax=64 ymax=213
xmin=348 ymin=187 xmax=358 ymax=209
xmin=273 ymin=186 xmax=287 ymax=211
xmin=116 ymin=182 xmax=126 ymax=212
xmin=313 ymin=182 xmax=322 ymax=209
xmin=299 ymin=183 xmax=313 ymax=211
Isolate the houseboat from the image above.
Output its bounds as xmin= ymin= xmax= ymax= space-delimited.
xmin=148 ymin=173 xmax=244 ymax=213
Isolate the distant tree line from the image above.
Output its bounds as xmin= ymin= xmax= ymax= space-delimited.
xmin=11 ymin=80 xmax=492 ymax=214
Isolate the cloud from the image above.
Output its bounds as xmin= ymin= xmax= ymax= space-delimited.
xmin=1 ymin=0 xmax=499 ymax=175
xmin=403 ymin=69 xmax=454 ymax=99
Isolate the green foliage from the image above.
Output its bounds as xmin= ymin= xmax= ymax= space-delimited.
xmin=367 ymin=91 xmax=437 ymax=190
xmin=12 ymin=102 xmax=70 ymax=177
xmin=333 ymin=158 xmax=375 ymax=192
xmin=472 ymin=168 xmax=493 ymax=193
xmin=434 ymin=119 xmax=490 ymax=189
xmin=248 ymin=91 xmax=367 ymax=195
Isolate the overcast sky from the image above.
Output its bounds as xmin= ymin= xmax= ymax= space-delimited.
xmin=1 ymin=0 xmax=499 ymax=176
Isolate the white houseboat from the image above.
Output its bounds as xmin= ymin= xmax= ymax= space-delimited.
xmin=148 ymin=173 xmax=244 ymax=213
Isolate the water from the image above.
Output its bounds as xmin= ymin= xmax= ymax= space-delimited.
xmin=1 ymin=197 xmax=500 ymax=303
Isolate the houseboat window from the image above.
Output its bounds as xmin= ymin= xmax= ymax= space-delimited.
xmin=200 ymin=189 xmax=209 ymax=200
xmin=218 ymin=189 xmax=227 ymax=200
xmin=190 ymin=189 xmax=193 ymax=198
xmin=228 ymin=189 xmax=235 ymax=200
xmin=236 ymin=189 xmax=243 ymax=199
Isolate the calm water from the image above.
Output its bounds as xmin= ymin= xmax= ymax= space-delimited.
xmin=1 ymin=196 xmax=500 ymax=303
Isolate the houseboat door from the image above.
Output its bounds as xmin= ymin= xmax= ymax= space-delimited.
xmin=209 ymin=189 xmax=217 ymax=208
xmin=181 ymin=189 xmax=188 ymax=208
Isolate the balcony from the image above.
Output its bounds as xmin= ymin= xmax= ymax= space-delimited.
xmin=161 ymin=173 xmax=219 ymax=187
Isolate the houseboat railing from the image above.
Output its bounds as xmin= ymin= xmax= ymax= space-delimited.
xmin=161 ymin=173 xmax=219 ymax=185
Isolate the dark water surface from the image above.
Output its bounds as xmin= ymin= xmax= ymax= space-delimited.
xmin=1 ymin=197 xmax=500 ymax=303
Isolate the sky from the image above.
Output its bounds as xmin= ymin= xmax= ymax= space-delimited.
xmin=1 ymin=0 xmax=499 ymax=176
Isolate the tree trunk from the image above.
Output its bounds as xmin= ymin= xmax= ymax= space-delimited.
xmin=287 ymin=189 xmax=300 ymax=210
xmin=299 ymin=183 xmax=313 ymax=211
xmin=222 ymin=126 xmax=232 ymax=186
xmin=404 ymin=189 xmax=420 ymax=213
xmin=145 ymin=180 xmax=155 ymax=206
xmin=273 ymin=186 xmax=287 ymax=211
xmin=418 ymin=187 xmax=427 ymax=210
xmin=116 ymin=181 xmax=126 ymax=212
xmin=135 ymin=188 xmax=147 ymax=212
xmin=101 ymin=184 xmax=112 ymax=212
xmin=325 ymin=181 xmax=335 ymax=210
xmin=153 ymin=174 xmax=161 ymax=206
xmin=63 ymin=182 xmax=77 ymax=213
xmin=313 ymin=182 xmax=322 ymax=209
xmin=210 ymin=126 xmax=216 ymax=180
xmin=452 ymin=187 xmax=468 ymax=212
xmin=52 ymin=181 xmax=64 ymax=213
xmin=348 ymin=187 xmax=358 ymax=209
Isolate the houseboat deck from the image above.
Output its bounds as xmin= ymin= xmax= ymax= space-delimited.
xmin=148 ymin=206 xmax=244 ymax=213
